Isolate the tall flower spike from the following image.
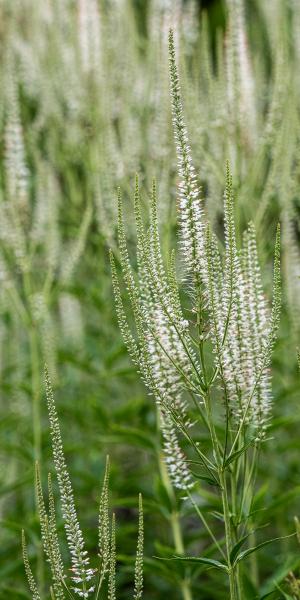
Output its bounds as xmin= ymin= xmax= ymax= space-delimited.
xmin=241 ymin=223 xmax=271 ymax=431
xmin=149 ymin=179 xmax=168 ymax=287
xmin=223 ymin=162 xmax=238 ymax=329
xmin=114 ymin=178 xmax=203 ymax=430
xmin=78 ymin=0 xmax=101 ymax=74
xmin=205 ymin=224 xmax=224 ymax=356
xmin=35 ymin=464 xmax=65 ymax=598
xmin=44 ymin=366 xmax=95 ymax=597
xmin=108 ymin=514 xmax=117 ymax=600
xmin=205 ymin=167 xmax=242 ymax=409
xmin=133 ymin=494 xmax=144 ymax=600
xmin=110 ymin=250 xmax=141 ymax=369
xmin=268 ymin=224 xmax=281 ymax=357
xmin=226 ymin=0 xmax=257 ymax=150
xmin=282 ymin=205 xmax=300 ymax=336
xmin=137 ymin=179 xmax=201 ymax=403
xmin=168 ymin=29 xmax=205 ymax=284
xmin=222 ymin=168 xmax=247 ymax=409
xmin=235 ymin=224 xmax=281 ymax=434
xmin=98 ymin=456 xmax=111 ymax=587
xmin=47 ymin=474 xmax=66 ymax=593
xmin=117 ymin=188 xmax=145 ymax=343
xmin=204 ymin=165 xmax=279 ymax=435
xmin=4 ymin=68 xmax=29 ymax=213
xmin=167 ymin=249 xmax=185 ymax=323
xmin=161 ymin=412 xmax=194 ymax=491
xmin=22 ymin=531 xmax=41 ymax=600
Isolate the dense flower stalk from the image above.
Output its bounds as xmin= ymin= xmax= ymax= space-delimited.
xmin=22 ymin=532 xmax=41 ymax=600
xmin=168 ymin=29 xmax=205 ymax=283
xmin=23 ymin=373 xmax=144 ymax=599
xmin=133 ymin=494 xmax=144 ymax=600
xmin=45 ymin=366 xmax=95 ymax=597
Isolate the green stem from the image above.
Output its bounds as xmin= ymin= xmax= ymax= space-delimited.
xmin=170 ymin=510 xmax=193 ymax=600
xmin=204 ymin=390 xmax=241 ymax=598
xmin=219 ymin=470 xmax=238 ymax=600
xmin=231 ymin=461 xmax=243 ymax=600
xmin=240 ymin=446 xmax=260 ymax=588
xmin=158 ymin=446 xmax=193 ymax=600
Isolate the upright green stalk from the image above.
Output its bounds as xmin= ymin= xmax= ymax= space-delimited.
xmin=220 ymin=471 xmax=238 ymax=600
xmin=210 ymin=404 xmax=242 ymax=599
xmin=157 ymin=414 xmax=193 ymax=600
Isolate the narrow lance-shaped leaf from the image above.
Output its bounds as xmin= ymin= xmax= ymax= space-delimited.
xmin=156 ymin=555 xmax=228 ymax=572
xmin=233 ymin=533 xmax=296 ymax=566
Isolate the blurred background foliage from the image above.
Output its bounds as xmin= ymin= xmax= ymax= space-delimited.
xmin=0 ymin=0 xmax=300 ymax=598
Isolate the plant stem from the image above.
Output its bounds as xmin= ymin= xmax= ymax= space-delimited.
xmin=231 ymin=461 xmax=243 ymax=600
xmin=170 ymin=511 xmax=193 ymax=600
xmin=158 ymin=444 xmax=193 ymax=600
xmin=204 ymin=388 xmax=241 ymax=599
xmin=219 ymin=470 xmax=238 ymax=600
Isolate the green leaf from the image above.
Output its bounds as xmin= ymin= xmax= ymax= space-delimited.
xmin=230 ymin=532 xmax=253 ymax=565
xmin=155 ymin=555 xmax=228 ymax=572
xmin=233 ymin=533 xmax=296 ymax=566
xmin=230 ymin=525 xmax=269 ymax=564
xmin=209 ymin=511 xmax=224 ymax=523
xmin=224 ymin=440 xmax=253 ymax=468
xmin=191 ymin=472 xmax=221 ymax=487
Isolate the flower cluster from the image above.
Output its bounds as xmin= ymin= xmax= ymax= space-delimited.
xmin=23 ymin=373 xmax=144 ymax=599
xmin=112 ymin=29 xmax=281 ymax=496
xmin=168 ymin=30 xmax=205 ymax=285
xmin=45 ymin=367 xmax=96 ymax=596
